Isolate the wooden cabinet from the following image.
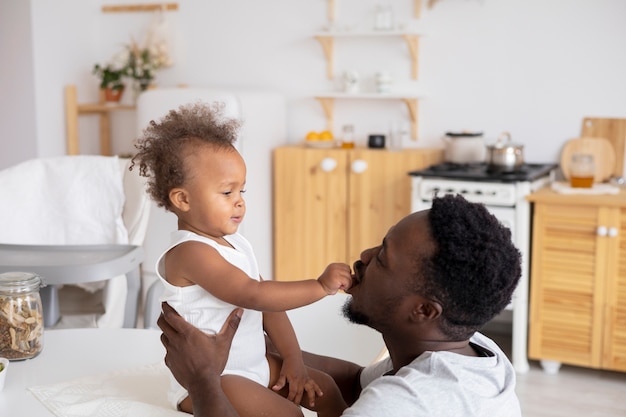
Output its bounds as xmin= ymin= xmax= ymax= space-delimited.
xmin=527 ymin=188 xmax=626 ymax=372
xmin=273 ymin=145 xmax=442 ymax=281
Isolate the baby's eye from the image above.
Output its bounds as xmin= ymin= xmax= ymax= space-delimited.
xmin=241 ymin=189 xmax=247 ymax=194
xmin=222 ymin=191 xmax=233 ymax=196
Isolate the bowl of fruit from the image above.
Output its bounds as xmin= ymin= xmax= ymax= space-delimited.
xmin=304 ymin=130 xmax=337 ymax=148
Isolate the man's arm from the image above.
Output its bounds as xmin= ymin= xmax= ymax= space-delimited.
xmin=158 ymin=302 xmax=242 ymax=417
xmin=301 ymin=351 xmax=364 ymax=406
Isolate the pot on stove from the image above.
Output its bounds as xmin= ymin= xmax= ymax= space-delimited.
xmin=486 ymin=131 xmax=524 ymax=172
xmin=441 ymin=131 xmax=485 ymax=164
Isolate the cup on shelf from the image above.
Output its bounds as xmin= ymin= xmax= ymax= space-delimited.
xmin=388 ymin=121 xmax=408 ymax=151
xmin=375 ymin=71 xmax=393 ymax=93
xmin=341 ymin=70 xmax=360 ymax=93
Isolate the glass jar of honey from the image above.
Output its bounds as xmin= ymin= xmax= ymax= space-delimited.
xmin=569 ymin=153 xmax=595 ymax=188
xmin=341 ymin=124 xmax=355 ymax=149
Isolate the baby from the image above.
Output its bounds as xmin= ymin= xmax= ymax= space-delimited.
xmin=132 ymin=102 xmax=351 ymax=417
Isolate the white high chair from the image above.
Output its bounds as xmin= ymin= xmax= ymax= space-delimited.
xmin=0 ymin=155 xmax=150 ymax=328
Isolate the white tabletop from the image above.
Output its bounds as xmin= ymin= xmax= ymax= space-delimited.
xmin=0 ymin=328 xmax=164 ymax=416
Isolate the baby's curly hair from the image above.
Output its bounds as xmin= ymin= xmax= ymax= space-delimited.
xmin=131 ymin=102 xmax=241 ymax=211
xmin=416 ymin=194 xmax=521 ymax=340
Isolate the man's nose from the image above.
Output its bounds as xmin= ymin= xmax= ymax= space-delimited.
xmin=360 ymin=247 xmax=375 ymax=264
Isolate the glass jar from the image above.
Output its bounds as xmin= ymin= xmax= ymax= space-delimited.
xmin=0 ymin=272 xmax=45 ymax=360
xmin=569 ymin=153 xmax=595 ymax=188
xmin=341 ymin=124 xmax=355 ymax=149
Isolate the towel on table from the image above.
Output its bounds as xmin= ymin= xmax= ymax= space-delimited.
xmin=28 ymin=362 xmax=185 ymax=417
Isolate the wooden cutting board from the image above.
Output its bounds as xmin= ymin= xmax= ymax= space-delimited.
xmin=560 ymin=137 xmax=615 ymax=182
xmin=581 ymin=117 xmax=626 ymax=177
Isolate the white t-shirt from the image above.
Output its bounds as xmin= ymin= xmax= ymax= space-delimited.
xmin=343 ymin=332 xmax=521 ymax=417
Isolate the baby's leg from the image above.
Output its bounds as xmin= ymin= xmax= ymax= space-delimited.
xmin=177 ymin=374 xmax=304 ymax=416
xmin=267 ymin=353 xmax=348 ymax=417
xmin=221 ymin=374 xmax=304 ymax=417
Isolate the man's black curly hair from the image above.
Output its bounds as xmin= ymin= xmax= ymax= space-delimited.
xmin=416 ymin=194 xmax=521 ymax=340
xmin=130 ymin=102 xmax=241 ymax=211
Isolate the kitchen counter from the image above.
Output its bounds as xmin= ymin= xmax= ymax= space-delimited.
xmin=527 ymin=184 xmax=626 ymax=207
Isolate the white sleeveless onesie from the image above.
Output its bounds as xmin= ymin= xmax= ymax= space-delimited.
xmin=156 ymin=230 xmax=270 ymax=407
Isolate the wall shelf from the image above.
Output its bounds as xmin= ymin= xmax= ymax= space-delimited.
xmin=314 ymin=93 xmax=420 ymax=140
xmin=101 ymin=3 xmax=178 ymax=13
xmin=326 ymin=0 xmax=422 ymax=21
xmin=314 ymin=32 xmax=421 ymax=80
xmin=64 ymin=85 xmax=135 ymax=155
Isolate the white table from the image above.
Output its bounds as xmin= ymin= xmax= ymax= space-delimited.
xmin=0 ymin=328 xmax=164 ymax=416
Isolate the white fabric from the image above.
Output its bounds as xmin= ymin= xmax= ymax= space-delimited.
xmin=29 ymin=362 xmax=185 ymax=417
xmin=156 ymin=230 xmax=269 ymax=407
xmin=0 ymin=155 xmax=128 ymax=247
xmin=349 ymin=332 xmax=521 ymax=417
xmin=0 ymin=155 xmax=129 ymax=328
xmin=551 ymin=181 xmax=619 ymax=194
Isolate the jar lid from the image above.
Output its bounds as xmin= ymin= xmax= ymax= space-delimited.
xmin=0 ymin=271 xmax=44 ymax=294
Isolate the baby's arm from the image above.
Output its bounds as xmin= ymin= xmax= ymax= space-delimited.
xmin=166 ymin=241 xmax=352 ymax=312
xmin=263 ymin=310 xmax=320 ymax=407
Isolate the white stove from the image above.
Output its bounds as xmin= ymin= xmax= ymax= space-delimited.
xmin=409 ymin=162 xmax=557 ymax=374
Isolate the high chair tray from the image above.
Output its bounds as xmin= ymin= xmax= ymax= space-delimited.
xmin=0 ymin=243 xmax=143 ymax=285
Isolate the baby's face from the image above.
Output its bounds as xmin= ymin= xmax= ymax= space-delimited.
xmin=180 ymin=146 xmax=247 ymax=239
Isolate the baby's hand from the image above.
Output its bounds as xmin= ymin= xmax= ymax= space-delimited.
xmin=317 ymin=263 xmax=352 ymax=295
xmin=272 ymin=359 xmax=323 ymax=407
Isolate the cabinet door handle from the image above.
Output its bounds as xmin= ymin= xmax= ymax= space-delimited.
xmin=351 ymin=159 xmax=368 ymax=174
xmin=320 ymin=158 xmax=337 ymax=172
xmin=608 ymin=227 xmax=619 ymax=237
xmin=597 ymin=226 xmax=608 ymax=236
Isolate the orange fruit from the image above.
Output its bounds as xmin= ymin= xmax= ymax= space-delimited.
xmin=319 ymin=130 xmax=334 ymax=141
xmin=306 ymin=131 xmax=320 ymax=141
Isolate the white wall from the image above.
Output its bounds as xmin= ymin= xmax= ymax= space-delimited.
xmin=2 ymin=0 xmax=626 ymax=169
xmin=0 ymin=0 xmax=37 ymax=169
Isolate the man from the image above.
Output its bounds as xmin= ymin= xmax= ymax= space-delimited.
xmin=158 ymin=194 xmax=523 ymax=416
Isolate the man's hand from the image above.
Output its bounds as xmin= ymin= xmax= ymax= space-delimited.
xmin=158 ymin=302 xmax=243 ymax=390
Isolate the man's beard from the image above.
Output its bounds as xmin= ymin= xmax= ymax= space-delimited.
xmin=342 ymin=298 xmax=370 ymax=325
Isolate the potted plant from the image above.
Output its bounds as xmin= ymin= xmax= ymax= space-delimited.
xmin=126 ymin=39 xmax=172 ymax=94
xmin=92 ymin=63 xmax=126 ymax=102
xmin=92 ymin=36 xmax=173 ymax=103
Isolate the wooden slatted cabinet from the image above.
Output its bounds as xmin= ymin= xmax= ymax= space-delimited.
xmin=527 ymin=188 xmax=626 ymax=372
xmin=273 ymin=145 xmax=442 ymax=281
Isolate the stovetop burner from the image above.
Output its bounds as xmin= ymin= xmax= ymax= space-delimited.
xmin=409 ymin=162 xmax=558 ymax=183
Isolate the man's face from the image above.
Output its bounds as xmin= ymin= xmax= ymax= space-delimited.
xmin=343 ymin=210 xmax=436 ymax=331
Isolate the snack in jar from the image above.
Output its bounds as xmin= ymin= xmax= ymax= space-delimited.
xmin=0 ymin=272 xmax=45 ymax=360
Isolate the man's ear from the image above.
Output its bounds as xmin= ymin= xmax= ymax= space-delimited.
xmin=169 ymin=188 xmax=190 ymax=212
xmin=410 ymin=297 xmax=443 ymax=322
